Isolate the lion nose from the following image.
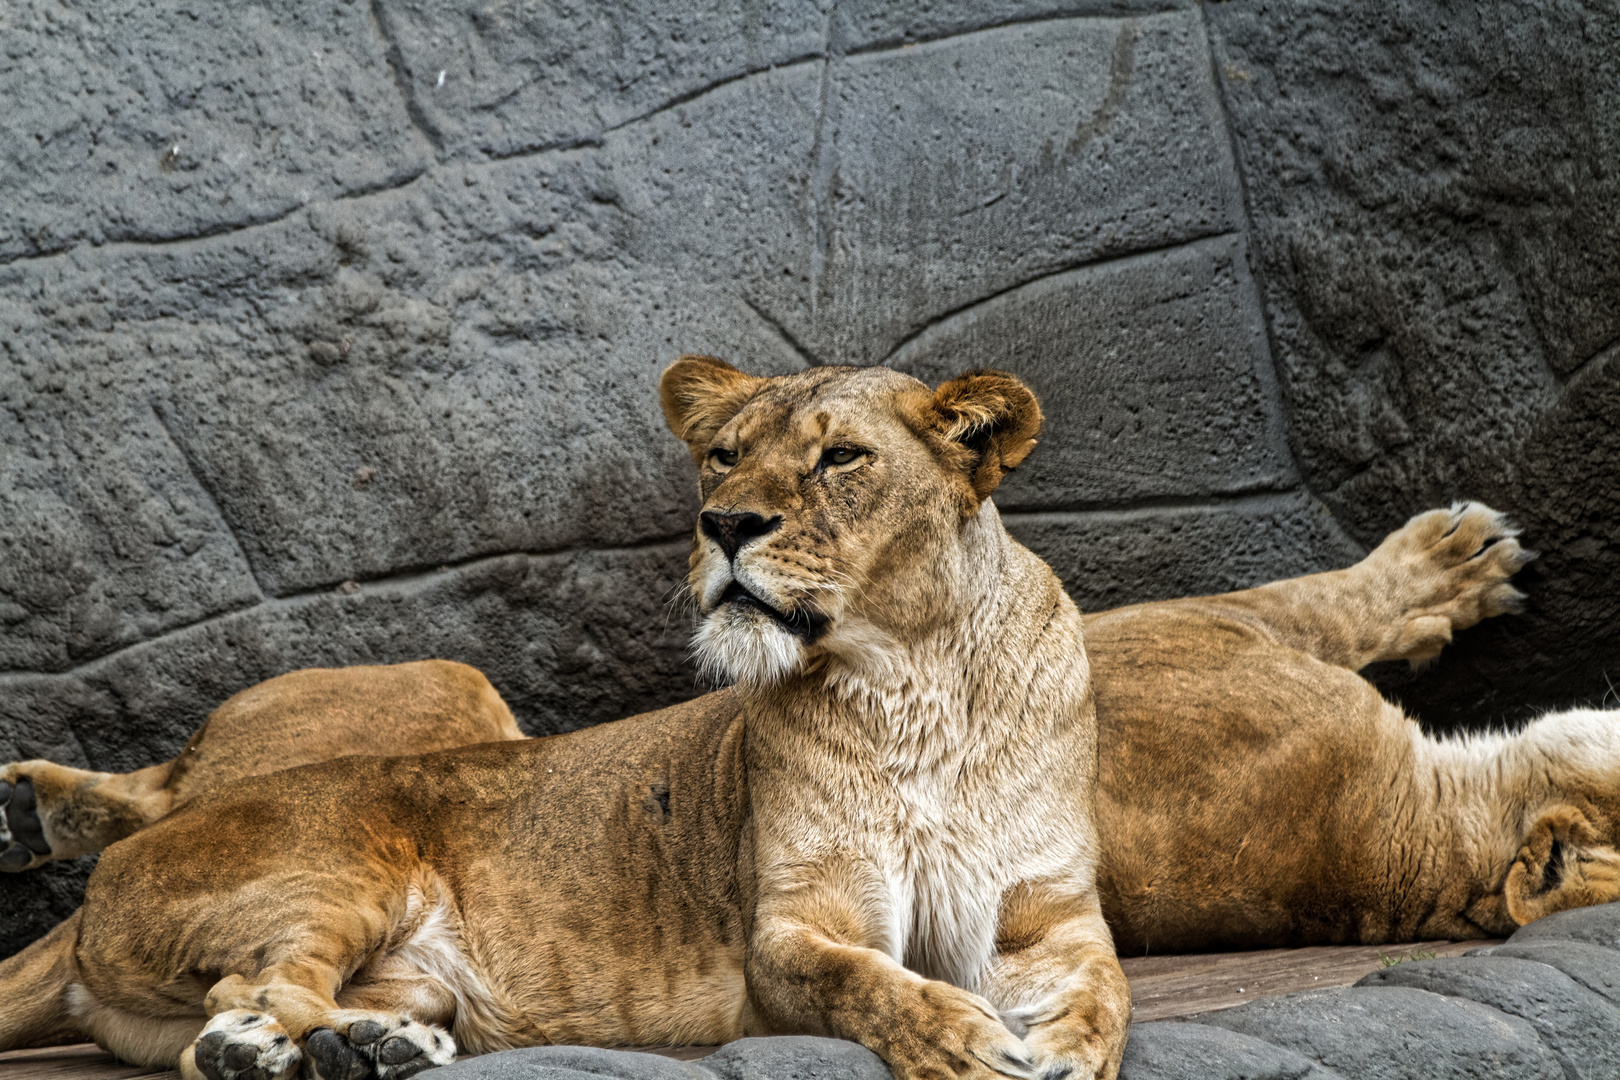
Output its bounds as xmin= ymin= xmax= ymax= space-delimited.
xmin=700 ymin=511 xmax=780 ymax=561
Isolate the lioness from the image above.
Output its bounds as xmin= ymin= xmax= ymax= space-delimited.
xmin=0 ymin=360 xmax=1134 ymax=1080
xmin=6 ymin=367 xmax=1616 ymax=1072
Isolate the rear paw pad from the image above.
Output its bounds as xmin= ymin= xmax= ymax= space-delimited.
xmin=306 ymin=1016 xmax=455 ymax=1080
xmin=0 ymin=777 xmax=51 ymax=870
xmin=191 ymin=1010 xmax=301 ymax=1080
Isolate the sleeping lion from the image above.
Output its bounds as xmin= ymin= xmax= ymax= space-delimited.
xmin=4 ymin=359 xmax=1616 ymax=1078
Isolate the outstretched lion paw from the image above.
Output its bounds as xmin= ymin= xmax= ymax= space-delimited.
xmin=186 ymin=1009 xmax=303 ymax=1080
xmin=1370 ymin=501 xmax=1535 ymax=666
xmin=0 ymin=772 xmax=51 ymax=871
xmin=305 ymin=1012 xmax=456 ymax=1080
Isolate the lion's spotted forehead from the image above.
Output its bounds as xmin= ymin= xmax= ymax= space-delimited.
xmin=722 ymin=366 xmax=930 ymax=446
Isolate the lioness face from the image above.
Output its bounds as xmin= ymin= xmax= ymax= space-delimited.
xmin=660 ymin=358 xmax=1040 ymax=686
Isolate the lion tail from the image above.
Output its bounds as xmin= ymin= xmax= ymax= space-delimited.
xmin=0 ymin=909 xmax=86 ymax=1052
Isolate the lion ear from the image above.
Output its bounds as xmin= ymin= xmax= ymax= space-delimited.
xmin=929 ymin=369 xmax=1043 ymax=501
xmin=659 ymin=355 xmax=763 ymax=464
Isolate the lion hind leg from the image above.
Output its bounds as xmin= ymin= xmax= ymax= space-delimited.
xmin=1504 ymin=803 xmax=1620 ymax=927
xmin=0 ymin=910 xmax=89 ymax=1052
xmin=0 ymin=760 xmax=174 ymax=870
xmin=182 ymin=967 xmax=457 ymax=1080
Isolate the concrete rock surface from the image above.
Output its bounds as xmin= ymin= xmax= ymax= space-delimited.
xmin=2 ymin=0 xmax=1616 ymax=991
xmin=1204 ymin=0 xmax=1620 ymax=729
xmin=427 ymin=1038 xmax=892 ymax=1080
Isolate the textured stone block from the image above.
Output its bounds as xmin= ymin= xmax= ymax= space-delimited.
xmin=1005 ymin=492 xmax=1362 ymax=615
xmin=892 ymin=235 xmax=1295 ymax=508
xmin=1205 ymin=0 xmax=1620 ymax=729
xmin=770 ymin=10 xmax=1243 ymax=365
xmin=1119 ymin=1020 xmax=1344 ymax=1080
xmin=1361 ymin=956 xmax=1620 ymax=1080
xmin=0 ymin=0 xmax=430 ymax=262
xmin=0 ymin=379 xmax=262 ymax=673
xmin=0 ymin=172 xmax=806 ymax=600
xmin=702 ymin=1036 xmax=891 ymax=1080
xmin=1506 ymin=901 xmax=1620 ymax=952
xmin=1194 ymin=985 xmax=1564 ymax=1080
xmin=1468 ymin=941 xmax=1620 ymax=1011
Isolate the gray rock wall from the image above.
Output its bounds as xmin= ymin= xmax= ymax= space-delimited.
xmin=1 ymin=0 xmax=1615 ymax=955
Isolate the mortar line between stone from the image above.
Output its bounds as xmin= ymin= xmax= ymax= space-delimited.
xmin=0 ymin=533 xmax=691 ymax=687
xmin=1558 ymin=333 xmax=1620 ymax=390
xmin=842 ymin=2 xmax=1188 ymax=58
xmin=1193 ymin=1 xmax=1364 ymax=557
xmin=483 ymin=51 xmax=829 ymax=163
xmin=0 ymin=169 xmax=429 ymax=271
xmin=998 ymin=486 xmax=1304 ymax=523
xmin=879 ymin=228 xmax=1240 ymax=365
xmin=369 ymin=0 xmax=443 ymax=158
xmin=150 ymin=402 xmax=268 ymax=602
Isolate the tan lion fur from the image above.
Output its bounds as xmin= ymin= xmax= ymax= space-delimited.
xmin=0 ymin=360 xmax=1131 ymax=1080
xmin=3 ymin=369 xmax=1613 ymax=1077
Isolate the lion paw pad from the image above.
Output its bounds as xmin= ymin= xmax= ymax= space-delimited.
xmin=191 ymin=1010 xmax=301 ymax=1080
xmin=306 ymin=1015 xmax=455 ymax=1080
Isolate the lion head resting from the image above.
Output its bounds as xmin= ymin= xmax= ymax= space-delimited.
xmin=659 ymin=356 xmax=1043 ymax=687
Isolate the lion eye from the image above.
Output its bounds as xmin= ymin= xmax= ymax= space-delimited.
xmin=710 ymin=447 xmax=739 ymax=470
xmin=821 ymin=446 xmax=862 ymax=468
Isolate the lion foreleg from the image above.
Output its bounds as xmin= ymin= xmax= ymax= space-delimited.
xmin=978 ymin=884 xmax=1130 ymax=1080
xmin=1183 ymin=501 xmax=1531 ymax=672
xmin=746 ymin=863 xmax=1036 ymax=1080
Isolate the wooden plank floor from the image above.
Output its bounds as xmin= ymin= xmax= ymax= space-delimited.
xmin=0 ymin=940 xmax=1495 ymax=1080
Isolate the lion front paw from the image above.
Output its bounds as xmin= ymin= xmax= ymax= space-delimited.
xmin=1015 ymin=990 xmax=1128 ymax=1080
xmin=305 ymin=1012 xmax=456 ymax=1080
xmin=882 ymin=981 xmax=1037 ymax=1080
xmin=0 ymin=772 xmax=51 ymax=871
xmin=1371 ymin=501 xmax=1535 ymax=666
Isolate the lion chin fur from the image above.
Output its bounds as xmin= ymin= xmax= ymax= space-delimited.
xmin=690 ymin=604 xmax=806 ymax=687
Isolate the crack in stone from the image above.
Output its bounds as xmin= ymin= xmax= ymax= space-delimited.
xmin=1065 ymin=21 xmax=1140 ymax=156
xmin=0 ymin=533 xmax=693 ymax=684
xmin=843 ymin=3 xmax=1189 ymax=58
xmin=150 ymin=402 xmax=268 ymax=601
xmin=0 ymin=169 xmax=428 ymax=270
xmin=998 ymin=486 xmax=1306 ymax=521
xmin=368 ymin=0 xmax=443 ymax=158
xmin=1193 ymin=1 xmax=1360 ymax=552
xmin=742 ymin=296 xmax=823 ymax=367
